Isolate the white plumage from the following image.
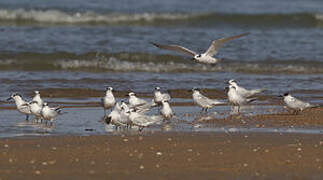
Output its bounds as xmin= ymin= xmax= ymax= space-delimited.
xmin=192 ymin=88 xmax=225 ymax=112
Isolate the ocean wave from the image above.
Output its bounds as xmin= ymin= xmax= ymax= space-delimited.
xmin=0 ymin=52 xmax=322 ymax=74
xmin=0 ymin=9 xmax=189 ymax=24
xmin=0 ymin=8 xmax=322 ymax=27
xmin=56 ymin=58 xmax=323 ymax=74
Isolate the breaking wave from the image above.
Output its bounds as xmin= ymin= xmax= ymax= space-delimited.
xmin=0 ymin=9 xmax=189 ymax=24
xmin=0 ymin=8 xmax=322 ymax=27
xmin=0 ymin=52 xmax=322 ymax=74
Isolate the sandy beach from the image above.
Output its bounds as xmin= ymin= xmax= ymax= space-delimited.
xmin=1 ymin=132 xmax=322 ymax=180
xmin=2 ymin=106 xmax=322 ymax=179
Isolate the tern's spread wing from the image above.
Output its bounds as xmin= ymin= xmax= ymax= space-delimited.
xmin=205 ymin=33 xmax=249 ymax=56
xmin=151 ymin=42 xmax=197 ymax=57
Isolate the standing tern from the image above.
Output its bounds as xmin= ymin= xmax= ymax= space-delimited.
xmin=227 ymin=85 xmax=256 ymax=113
xmin=32 ymin=91 xmax=44 ymax=107
xmin=28 ymin=101 xmax=43 ymax=122
xmin=278 ymin=93 xmax=318 ymax=114
xmin=127 ymin=92 xmax=148 ymax=107
xmin=126 ymin=109 xmax=163 ymax=131
xmin=192 ymin=88 xmax=226 ymax=112
xmin=228 ymin=79 xmax=265 ymax=97
xmin=126 ymin=92 xmax=157 ymax=113
xmin=101 ymin=87 xmax=116 ymax=115
xmin=151 ymin=33 xmax=248 ymax=64
xmin=105 ymin=101 xmax=135 ymax=130
xmin=160 ymin=100 xmax=174 ymax=121
xmin=41 ymin=102 xmax=62 ymax=126
xmin=7 ymin=93 xmax=32 ymax=121
xmin=154 ymin=87 xmax=171 ymax=105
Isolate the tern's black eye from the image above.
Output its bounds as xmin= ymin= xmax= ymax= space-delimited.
xmin=197 ymin=54 xmax=201 ymax=58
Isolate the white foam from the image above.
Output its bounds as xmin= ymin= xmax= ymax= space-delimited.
xmin=55 ymin=56 xmax=224 ymax=72
xmin=53 ymin=56 xmax=323 ymax=74
xmin=0 ymin=9 xmax=190 ymax=24
xmin=315 ymin=13 xmax=323 ymax=21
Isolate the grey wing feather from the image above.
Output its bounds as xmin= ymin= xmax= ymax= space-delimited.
xmin=151 ymin=42 xmax=197 ymax=56
xmin=202 ymin=96 xmax=225 ymax=105
xmin=198 ymin=95 xmax=214 ymax=105
xmin=293 ymin=98 xmax=309 ymax=108
xmin=205 ymin=33 xmax=249 ymax=56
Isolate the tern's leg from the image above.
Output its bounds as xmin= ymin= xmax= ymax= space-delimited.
xmin=238 ymin=106 xmax=240 ymax=113
xmin=294 ymin=110 xmax=299 ymax=115
xmin=200 ymin=108 xmax=204 ymax=113
xmin=25 ymin=115 xmax=29 ymax=121
xmin=205 ymin=108 xmax=208 ymax=112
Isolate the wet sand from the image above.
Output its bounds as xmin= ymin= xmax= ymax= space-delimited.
xmin=201 ymin=107 xmax=323 ymax=127
xmin=0 ymin=133 xmax=322 ymax=180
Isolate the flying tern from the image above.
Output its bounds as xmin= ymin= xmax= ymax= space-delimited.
xmin=151 ymin=33 xmax=248 ymax=64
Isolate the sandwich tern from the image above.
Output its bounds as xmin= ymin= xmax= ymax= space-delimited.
xmin=126 ymin=109 xmax=163 ymax=131
xmin=126 ymin=92 xmax=157 ymax=113
xmin=134 ymin=99 xmax=158 ymax=113
xmin=227 ymin=85 xmax=256 ymax=113
xmin=192 ymin=88 xmax=226 ymax=112
xmin=28 ymin=101 xmax=43 ymax=122
xmin=228 ymin=79 xmax=265 ymax=97
xmin=278 ymin=93 xmax=318 ymax=114
xmin=122 ymin=98 xmax=156 ymax=114
xmin=120 ymin=100 xmax=130 ymax=112
xmin=101 ymin=87 xmax=116 ymax=115
xmin=154 ymin=87 xmax=171 ymax=105
xmin=127 ymin=92 xmax=148 ymax=107
xmin=7 ymin=93 xmax=32 ymax=121
xmin=151 ymin=33 xmax=248 ymax=64
xmin=41 ymin=102 xmax=62 ymax=126
xmin=105 ymin=103 xmax=122 ymax=126
xmin=105 ymin=102 xmax=131 ymax=129
xmin=32 ymin=90 xmax=44 ymax=107
xmin=160 ymin=100 xmax=174 ymax=120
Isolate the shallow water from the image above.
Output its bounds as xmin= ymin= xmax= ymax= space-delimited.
xmin=2 ymin=104 xmax=323 ymax=138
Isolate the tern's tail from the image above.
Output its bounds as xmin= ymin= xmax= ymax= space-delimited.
xmin=307 ymin=103 xmax=320 ymax=108
xmin=212 ymin=100 xmax=227 ymax=106
xmin=247 ymin=98 xmax=257 ymax=103
xmin=251 ymin=88 xmax=266 ymax=95
xmin=55 ymin=108 xmax=67 ymax=115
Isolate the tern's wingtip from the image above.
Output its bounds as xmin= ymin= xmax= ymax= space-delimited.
xmin=150 ymin=42 xmax=159 ymax=47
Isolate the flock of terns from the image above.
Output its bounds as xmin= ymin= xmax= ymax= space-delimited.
xmin=7 ymin=79 xmax=318 ymax=131
xmin=6 ymin=33 xmax=320 ymax=130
